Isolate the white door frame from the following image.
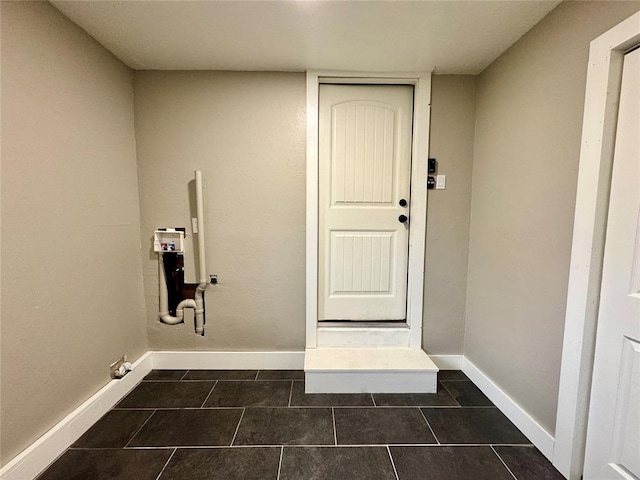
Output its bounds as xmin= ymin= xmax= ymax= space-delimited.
xmin=305 ymin=71 xmax=431 ymax=350
xmin=553 ymin=11 xmax=640 ymax=480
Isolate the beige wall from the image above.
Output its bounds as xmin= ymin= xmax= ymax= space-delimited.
xmin=465 ymin=0 xmax=640 ymax=434
xmin=134 ymin=71 xmax=307 ymax=351
xmin=423 ymin=75 xmax=476 ymax=354
xmin=0 ymin=1 xmax=147 ymax=465
xmin=135 ymin=72 xmax=475 ymax=353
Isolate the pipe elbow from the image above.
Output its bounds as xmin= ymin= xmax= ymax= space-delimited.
xmin=178 ymin=299 xmax=197 ymax=310
xmin=159 ymin=313 xmax=182 ymax=325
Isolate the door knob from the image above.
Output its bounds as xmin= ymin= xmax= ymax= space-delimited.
xmin=399 ymin=199 xmax=407 ymax=207
xmin=399 ymin=215 xmax=408 ymax=223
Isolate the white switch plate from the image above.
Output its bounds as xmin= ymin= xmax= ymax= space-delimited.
xmin=435 ymin=175 xmax=446 ymax=190
xmin=191 ymin=217 xmax=198 ymax=233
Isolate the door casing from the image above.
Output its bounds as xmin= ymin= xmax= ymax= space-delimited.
xmin=305 ymin=72 xmax=431 ymax=349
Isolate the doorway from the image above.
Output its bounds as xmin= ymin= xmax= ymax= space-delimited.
xmin=553 ymin=10 xmax=640 ymax=480
xmin=305 ymin=73 xmax=431 ymax=349
xmin=581 ymin=45 xmax=640 ymax=480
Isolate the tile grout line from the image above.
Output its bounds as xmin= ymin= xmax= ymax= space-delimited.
xmin=77 ymin=443 xmax=534 ymax=453
xmin=113 ymin=405 xmax=498 ymax=410
xmin=288 ymin=381 xmax=294 ymax=407
xmin=418 ymin=408 xmax=440 ymax=445
xmin=386 ymin=445 xmax=400 ymax=480
xmin=180 ymin=370 xmax=189 ymax=381
xmin=491 ymin=445 xmax=518 ymax=480
xmin=154 ymin=447 xmax=177 ymax=480
xmin=439 ymin=381 xmax=462 ymax=407
xmin=124 ymin=410 xmax=157 ymax=448
xmin=111 ymin=442 xmax=534 ymax=450
xmin=332 ymin=408 xmax=338 ymax=446
xmin=230 ymin=408 xmax=246 ymax=446
xmin=254 ymin=370 xmax=260 ymax=380
xmin=200 ymin=380 xmax=218 ymax=408
xmin=276 ymin=446 xmax=284 ymax=480
xmin=371 ymin=393 xmax=377 ymax=407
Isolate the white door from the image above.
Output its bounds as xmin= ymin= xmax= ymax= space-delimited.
xmin=318 ymin=84 xmax=414 ymax=321
xmin=583 ymin=47 xmax=640 ymax=479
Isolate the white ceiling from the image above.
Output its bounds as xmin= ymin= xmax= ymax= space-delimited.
xmin=51 ymin=0 xmax=561 ymax=74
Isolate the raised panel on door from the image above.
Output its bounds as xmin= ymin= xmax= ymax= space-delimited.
xmin=331 ymin=103 xmax=396 ymax=205
xmin=583 ymin=47 xmax=640 ymax=480
xmin=330 ymin=231 xmax=394 ymax=295
xmin=318 ymin=85 xmax=413 ymax=321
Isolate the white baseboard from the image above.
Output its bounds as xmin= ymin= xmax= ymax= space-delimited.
xmin=0 ymin=352 xmax=154 ymax=480
xmin=462 ymin=357 xmax=555 ymax=461
xmin=151 ymin=350 xmax=305 ymax=370
xmin=429 ymin=354 xmax=463 ymax=370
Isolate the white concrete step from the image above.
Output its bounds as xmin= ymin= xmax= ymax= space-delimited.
xmin=304 ymin=347 xmax=438 ymax=393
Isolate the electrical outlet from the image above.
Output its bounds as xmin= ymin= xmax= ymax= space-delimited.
xmin=209 ymin=274 xmax=218 ymax=285
xmin=435 ymin=175 xmax=446 ymax=190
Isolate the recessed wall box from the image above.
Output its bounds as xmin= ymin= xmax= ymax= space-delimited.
xmin=154 ymin=228 xmax=185 ymax=253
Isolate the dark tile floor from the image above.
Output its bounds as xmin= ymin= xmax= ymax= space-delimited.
xmin=37 ymin=370 xmax=564 ymax=480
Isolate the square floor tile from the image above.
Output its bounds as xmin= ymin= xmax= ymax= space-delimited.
xmin=72 ymin=410 xmax=153 ymax=448
xmin=36 ymin=449 xmax=172 ymax=480
xmin=390 ymin=446 xmax=513 ymax=480
xmin=437 ymin=370 xmax=470 ymax=381
xmin=183 ymin=370 xmax=258 ymax=381
xmin=128 ymin=409 xmax=243 ymax=447
xmin=494 ymin=446 xmax=565 ymax=479
xmin=234 ymin=407 xmax=334 ymax=445
xmin=290 ymin=381 xmax=374 ymax=407
xmin=421 ymin=408 xmax=530 ymax=444
xmin=203 ymin=381 xmax=291 ymax=407
xmin=440 ymin=381 xmax=493 ymax=406
xmin=280 ymin=447 xmax=396 ymax=480
xmin=334 ymin=408 xmax=436 ymax=445
xmin=144 ymin=370 xmax=187 ymax=381
xmin=256 ymin=370 xmax=305 ymax=380
xmin=159 ymin=447 xmax=281 ymax=480
xmin=373 ymin=382 xmax=458 ymax=407
xmin=116 ymin=381 xmax=214 ymax=408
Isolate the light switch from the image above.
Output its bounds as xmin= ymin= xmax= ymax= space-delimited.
xmin=435 ymin=175 xmax=446 ymax=190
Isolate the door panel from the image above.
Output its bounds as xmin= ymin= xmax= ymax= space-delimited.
xmin=330 ymin=231 xmax=394 ymax=294
xmin=319 ymin=85 xmax=413 ymax=321
xmin=583 ymin=47 xmax=640 ymax=479
xmin=331 ymin=103 xmax=396 ymax=204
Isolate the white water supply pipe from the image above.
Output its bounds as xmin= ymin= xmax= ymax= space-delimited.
xmin=158 ymin=170 xmax=208 ymax=334
xmin=194 ymin=170 xmax=207 ymax=335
